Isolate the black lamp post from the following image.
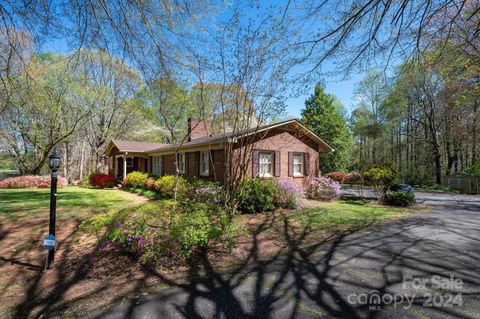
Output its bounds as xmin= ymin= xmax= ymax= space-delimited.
xmin=46 ymin=150 xmax=61 ymax=269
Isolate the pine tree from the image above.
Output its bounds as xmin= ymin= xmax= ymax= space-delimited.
xmin=301 ymin=83 xmax=352 ymax=173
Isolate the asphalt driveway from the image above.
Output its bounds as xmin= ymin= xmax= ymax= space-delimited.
xmin=88 ymin=190 xmax=480 ymax=319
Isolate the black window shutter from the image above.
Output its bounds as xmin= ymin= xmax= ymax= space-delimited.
xmin=288 ymin=152 xmax=293 ymax=177
xmin=162 ymin=155 xmax=165 ymax=176
xmin=304 ymin=153 xmax=310 ymax=176
xmin=196 ymin=152 xmax=200 ymax=176
xmin=274 ymin=151 xmax=281 ymax=177
xmin=253 ymin=150 xmax=259 ymax=177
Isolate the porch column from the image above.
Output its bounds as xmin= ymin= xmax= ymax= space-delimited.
xmin=123 ymin=153 xmax=128 ymax=180
xmin=114 ymin=155 xmax=118 ymax=177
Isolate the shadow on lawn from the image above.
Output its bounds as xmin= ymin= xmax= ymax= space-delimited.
xmin=9 ymin=204 xmax=480 ymax=319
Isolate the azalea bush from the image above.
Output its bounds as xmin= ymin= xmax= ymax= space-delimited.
xmin=145 ymin=177 xmax=156 ymax=190
xmin=343 ymin=171 xmax=364 ymax=185
xmin=325 ymin=171 xmax=345 ymax=183
xmin=90 ymin=173 xmax=116 ymax=188
xmin=0 ymin=175 xmax=68 ymax=189
xmin=306 ymin=176 xmax=341 ymax=201
xmin=274 ymin=181 xmax=304 ymax=209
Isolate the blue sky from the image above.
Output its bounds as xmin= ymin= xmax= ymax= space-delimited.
xmin=285 ymin=73 xmax=363 ymax=118
xmin=40 ymin=0 xmax=366 ymax=119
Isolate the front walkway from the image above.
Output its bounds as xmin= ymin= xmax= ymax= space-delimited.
xmin=88 ymin=191 xmax=480 ymax=318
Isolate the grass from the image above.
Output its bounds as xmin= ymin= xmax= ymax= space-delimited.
xmin=122 ymin=186 xmax=161 ymax=200
xmin=0 ymin=186 xmax=144 ymax=221
xmin=290 ymin=199 xmax=420 ymax=232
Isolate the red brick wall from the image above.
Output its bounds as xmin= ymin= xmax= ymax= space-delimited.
xmin=188 ymin=119 xmax=213 ymax=140
xmin=232 ymin=129 xmax=319 ymax=189
xmin=163 ymin=154 xmax=177 ymax=175
xmin=161 ymin=150 xmax=226 ymax=184
xmin=154 ymin=129 xmax=319 ymax=189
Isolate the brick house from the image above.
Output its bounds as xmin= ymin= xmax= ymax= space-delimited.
xmin=104 ymin=119 xmax=333 ymax=188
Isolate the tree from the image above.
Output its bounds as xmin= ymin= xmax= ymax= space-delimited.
xmin=297 ymin=0 xmax=480 ymax=71
xmin=0 ymin=53 xmax=91 ymax=174
xmin=301 ymin=83 xmax=352 ymax=173
xmin=75 ymin=50 xmax=143 ymax=171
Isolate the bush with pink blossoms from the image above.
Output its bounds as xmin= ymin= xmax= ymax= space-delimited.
xmin=344 ymin=171 xmax=364 ymax=185
xmin=306 ymin=176 xmax=341 ymax=201
xmin=0 ymin=175 xmax=68 ymax=189
xmin=325 ymin=171 xmax=345 ymax=183
xmin=274 ymin=181 xmax=305 ymax=209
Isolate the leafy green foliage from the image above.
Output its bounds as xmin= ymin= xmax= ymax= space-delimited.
xmin=125 ymin=171 xmax=149 ymax=188
xmin=301 ymin=83 xmax=352 ymax=172
xmin=363 ymin=167 xmax=396 ymax=194
xmin=467 ymin=160 xmax=480 ymax=177
xmin=84 ymin=197 xmax=238 ymax=264
xmin=236 ymin=178 xmax=278 ymax=213
xmin=384 ymin=191 xmax=415 ymax=207
xmin=154 ymin=175 xmax=187 ymax=198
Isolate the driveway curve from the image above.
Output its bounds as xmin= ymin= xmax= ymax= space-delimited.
xmin=88 ymin=190 xmax=480 ymax=319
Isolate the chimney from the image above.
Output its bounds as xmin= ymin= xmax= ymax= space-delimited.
xmin=188 ymin=118 xmax=213 ymax=141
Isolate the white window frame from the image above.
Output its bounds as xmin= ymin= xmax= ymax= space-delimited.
xmin=177 ymin=152 xmax=186 ymax=174
xmin=152 ymin=156 xmax=163 ymax=176
xmin=259 ymin=152 xmax=273 ymax=177
xmin=199 ymin=151 xmax=210 ymax=176
xmin=293 ymin=153 xmax=304 ymax=176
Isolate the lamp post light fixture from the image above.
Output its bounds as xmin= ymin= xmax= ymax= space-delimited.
xmin=45 ymin=150 xmax=61 ymax=270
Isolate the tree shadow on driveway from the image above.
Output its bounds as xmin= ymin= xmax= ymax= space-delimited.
xmin=87 ymin=203 xmax=480 ymax=319
xmin=8 ymin=199 xmax=480 ymax=319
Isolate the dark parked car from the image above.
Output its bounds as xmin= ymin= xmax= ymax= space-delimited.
xmin=390 ymin=183 xmax=415 ymax=194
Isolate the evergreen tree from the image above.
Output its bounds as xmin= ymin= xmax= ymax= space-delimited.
xmin=301 ymin=83 xmax=352 ymax=173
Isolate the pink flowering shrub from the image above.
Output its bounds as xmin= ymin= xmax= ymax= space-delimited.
xmin=325 ymin=171 xmax=345 ymax=183
xmin=306 ymin=176 xmax=341 ymax=201
xmin=0 ymin=175 xmax=68 ymax=189
xmin=274 ymin=181 xmax=305 ymax=209
xmin=344 ymin=171 xmax=364 ymax=185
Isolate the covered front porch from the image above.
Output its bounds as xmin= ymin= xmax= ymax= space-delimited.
xmin=111 ymin=154 xmax=150 ymax=180
xmin=104 ymin=140 xmax=167 ymax=180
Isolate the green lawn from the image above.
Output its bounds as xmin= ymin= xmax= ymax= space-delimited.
xmin=0 ymin=186 xmax=144 ymax=221
xmin=291 ymin=199 xmax=419 ymax=232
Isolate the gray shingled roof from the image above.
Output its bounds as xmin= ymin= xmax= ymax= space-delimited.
xmin=111 ymin=140 xmax=168 ymax=153
xmin=107 ymin=119 xmax=334 ymax=155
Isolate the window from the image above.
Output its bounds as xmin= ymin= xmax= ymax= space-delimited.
xmin=177 ymin=153 xmax=186 ymax=174
xmin=200 ymin=151 xmax=209 ymax=176
xmin=259 ymin=152 xmax=273 ymax=177
xmin=293 ymin=154 xmax=304 ymax=176
xmin=152 ymin=156 xmax=162 ymax=176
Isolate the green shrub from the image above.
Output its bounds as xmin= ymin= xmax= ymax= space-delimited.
xmin=125 ymin=171 xmax=149 ymax=189
xmin=384 ymin=190 xmax=415 ymax=206
xmin=467 ymin=160 xmax=480 ymax=177
xmin=154 ymin=175 xmax=187 ymax=198
xmin=172 ymin=201 xmax=233 ymax=259
xmin=236 ymin=178 xmax=277 ymax=213
xmin=83 ymin=199 xmax=238 ymax=264
xmin=363 ymin=167 xmax=396 ymax=194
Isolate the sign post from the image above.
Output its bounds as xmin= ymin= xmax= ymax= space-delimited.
xmin=45 ymin=151 xmax=61 ymax=270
